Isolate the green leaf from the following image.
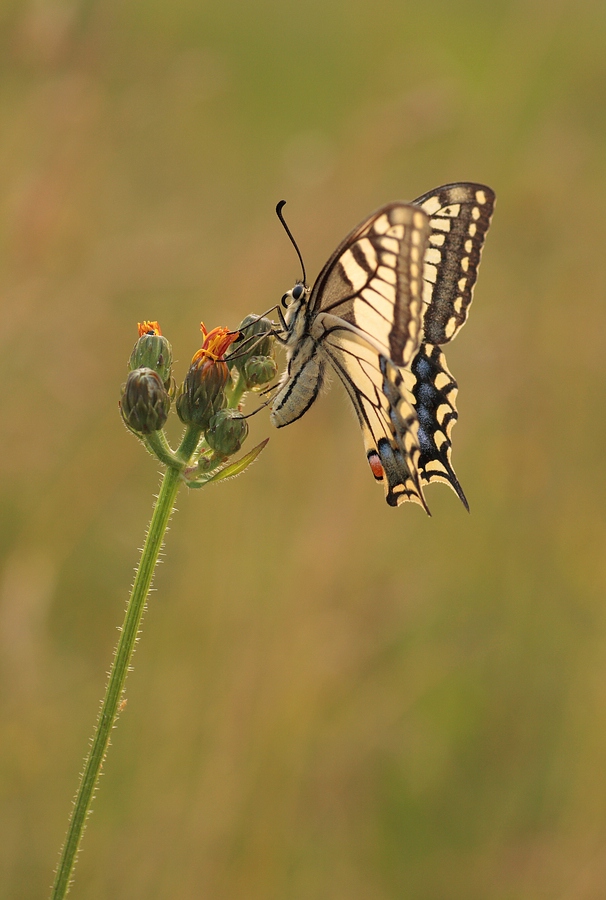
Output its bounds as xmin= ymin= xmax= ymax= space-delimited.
xmin=205 ymin=438 xmax=269 ymax=484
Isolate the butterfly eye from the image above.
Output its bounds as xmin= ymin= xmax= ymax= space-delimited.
xmin=292 ymin=283 xmax=305 ymax=301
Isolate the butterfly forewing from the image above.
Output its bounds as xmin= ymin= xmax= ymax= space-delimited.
xmin=412 ymin=183 xmax=495 ymax=346
xmin=310 ymin=204 xmax=431 ymax=367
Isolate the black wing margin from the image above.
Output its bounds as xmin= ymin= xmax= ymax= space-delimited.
xmin=412 ymin=183 xmax=495 ymax=346
xmin=406 ymin=342 xmax=468 ymax=509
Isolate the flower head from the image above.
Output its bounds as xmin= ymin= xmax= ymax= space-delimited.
xmin=228 ymin=315 xmax=274 ymax=366
xmin=191 ymin=322 xmax=239 ymax=366
xmin=227 ymin=315 xmax=276 ymax=389
xmin=138 ymin=321 xmax=162 ymax=337
xmin=130 ymin=321 xmax=173 ymax=388
xmin=176 ymin=323 xmax=239 ymax=428
xmin=206 ymin=408 xmax=249 ymax=456
xmin=120 ymin=367 xmax=171 ymax=434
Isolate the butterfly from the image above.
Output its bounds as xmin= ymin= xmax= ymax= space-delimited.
xmin=270 ymin=183 xmax=495 ymax=513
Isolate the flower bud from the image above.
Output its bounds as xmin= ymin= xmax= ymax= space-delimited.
xmin=120 ymin=367 xmax=170 ymax=434
xmin=205 ymin=409 xmax=249 ymax=456
xmin=228 ymin=315 xmax=274 ymax=370
xmin=130 ymin=322 xmax=173 ymax=388
xmin=243 ymin=355 xmax=278 ymax=390
xmin=176 ymin=323 xmax=239 ymax=429
xmin=177 ymin=357 xmax=229 ymax=429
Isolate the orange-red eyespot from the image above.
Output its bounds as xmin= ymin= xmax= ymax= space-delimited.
xmin=368 ymin=452 xmax=384 ymax=481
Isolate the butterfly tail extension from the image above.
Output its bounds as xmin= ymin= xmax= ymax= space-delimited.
xmin=408 ymin=342 xmax=469 ymax=510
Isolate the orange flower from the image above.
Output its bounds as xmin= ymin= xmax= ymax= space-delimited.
xmin=191 ymin=322 xmax=238 ymax=367
xmin=176 ymin=324 xmax=238 ymax=429
xmin=138 ymin=321 xmax=162 ymax=337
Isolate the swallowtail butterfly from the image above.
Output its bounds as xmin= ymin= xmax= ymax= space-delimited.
xmin=270 ymin=183 xmax=495 ymax=513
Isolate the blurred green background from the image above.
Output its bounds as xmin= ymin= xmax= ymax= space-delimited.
xmin=2 ymin=0 xmax=606 ymax=897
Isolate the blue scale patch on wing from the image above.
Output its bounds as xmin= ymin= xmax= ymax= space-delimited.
xmin=319 ymin=327 xmax=430 ymax=513
xmin=374 ymin=356 xmax=430 ymax=512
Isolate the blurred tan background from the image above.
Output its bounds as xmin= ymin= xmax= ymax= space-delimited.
xmin=2 ymin=0 xmax=606 ymax=897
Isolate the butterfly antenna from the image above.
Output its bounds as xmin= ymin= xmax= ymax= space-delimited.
xmin=276 ymin=200 xmax=307 ymax=286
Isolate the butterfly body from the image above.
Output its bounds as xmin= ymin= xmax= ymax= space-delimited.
xmin=270 ymin=184 xmax=495 ymax=512
xmin=271 ymin=299 xmax=326 ymax=427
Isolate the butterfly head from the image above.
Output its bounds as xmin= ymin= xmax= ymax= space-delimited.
xmin=279 ymin=281 xmax=310 ymax=341
xmin=281 ymin=281 xmax=309 ymax=309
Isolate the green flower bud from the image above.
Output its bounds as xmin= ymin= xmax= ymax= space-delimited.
xmin=243 ymin=355 xmax=278 ymax=390
xmin=228 ymin=315 xmax=275 ymax=371
xmin=129 ymin=323 xmax=173 ymax=388
xmin=120 ymin=367 xmax=170 ymax=434
xmin=176 ymin=357 xmax=229 ymax=429
xmin=205 ymin=409 xmax=249 ymax=456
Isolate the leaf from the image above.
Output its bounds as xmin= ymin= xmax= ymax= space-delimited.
xmin=203 ymin=438 xmax=269 ymax=484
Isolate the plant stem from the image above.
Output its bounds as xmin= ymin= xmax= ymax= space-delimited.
xmin=177 ymin=423 xmax=203 ymax=462
xmin=227 ymin=370 xmax=247 ymax=408
xmin=50 ymin=464 xmax=182 ymax=900
xmin=141 ymin=429 xmax=180 ymax=468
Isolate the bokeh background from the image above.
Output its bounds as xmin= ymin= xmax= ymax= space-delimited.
xmin=2 ymin=1 xmax=606 ymax=897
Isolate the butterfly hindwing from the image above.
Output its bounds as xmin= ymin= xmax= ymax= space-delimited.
xmin=412 ymin=183 xmax=495 ymax=345
xmin=318 ymin=323 xmax=429 ymax=511
xmin=310 ymin=204 xmax=431 ymax=367
xmin=405 ymin=342 xmax=468 ymax=508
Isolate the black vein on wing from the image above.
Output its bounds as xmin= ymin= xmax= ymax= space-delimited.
xmin=319 ymin=334 xmax=427 ymax=510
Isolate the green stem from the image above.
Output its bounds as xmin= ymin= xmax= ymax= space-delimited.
xmin=141 ymin=429 xmax=180 ymax=468
xmin=227 ymin=371 xmax=247 ymax=408
xmin=177 ymin=423 xmax=203 ymax=462
xmin=50 ymin=464 xmax=182 ymax=900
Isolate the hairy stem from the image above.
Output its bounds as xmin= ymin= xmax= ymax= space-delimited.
xmin=227 ymin=370 xmax=247 ymax=409
xmin=141 ymin=428 xmax=180 ymax=468
xmin=50 ymin=465 xmax=182 ymax=899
